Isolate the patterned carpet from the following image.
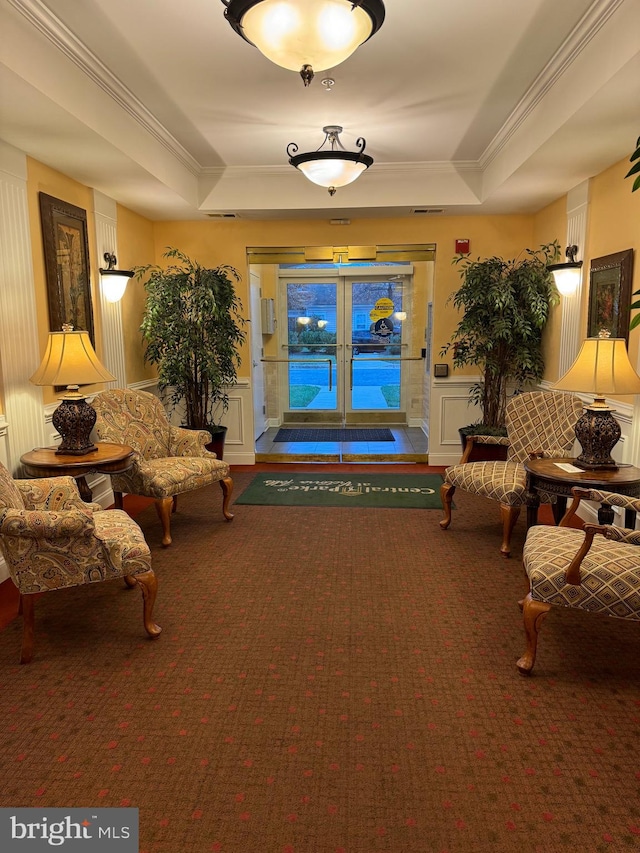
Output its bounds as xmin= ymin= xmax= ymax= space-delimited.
xmin=0 ymin=471 xmax=639 ymax=853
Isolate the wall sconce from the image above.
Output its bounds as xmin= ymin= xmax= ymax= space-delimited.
xmin=99 ymin=253 xmax=134 ymax=303
xmin=547 ymin=245 xmax=583 ymax=296
xmin=297 ymin=316 xmax=312 ymax=325
xmin=317 ymin=319 xmax=328 ymax=328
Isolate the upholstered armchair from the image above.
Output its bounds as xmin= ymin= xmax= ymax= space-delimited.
xmin=439 ymin=391 xmax=583 ymax=557
xmin=0 ymin=462 xmax=161 ymax=663
xmin=517 ymin=486 xmax=640 ymax=674
xmin=92 ymin=388 xmax=233 ymax=546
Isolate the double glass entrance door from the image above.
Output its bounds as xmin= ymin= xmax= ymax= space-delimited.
xmin=280 ymin=269 xmax=413 ymax=423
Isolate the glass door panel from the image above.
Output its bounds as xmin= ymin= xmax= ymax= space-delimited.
xmin=285 ymin=281 xmax=339 ymax=414
xmin=279 ymin=269 xmax=412 ymax=424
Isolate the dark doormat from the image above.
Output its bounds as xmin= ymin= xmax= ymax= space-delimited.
xmin=235 ymin=473 xmax=445 ymax=508
xmin=274 ymin=428 xmax=395 ymax=442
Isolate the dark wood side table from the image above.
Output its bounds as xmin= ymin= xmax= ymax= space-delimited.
xmin=524 ymin=456 xmax=640 ymax=530
xmin=20 ymin=443 xmax=134 ymax=503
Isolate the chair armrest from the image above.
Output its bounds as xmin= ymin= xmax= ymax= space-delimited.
xmin=0 ymin=507 xmax=95 ymax=539
xmin=560 ymin=487 xmax=640 ymax=527
xmin=168 ymin=425 xmax=213 ymax=457
xmin=564 ymin=523 xmax=607 ymax=585
xmin=15 ymin=476 xmax=88 ymax=511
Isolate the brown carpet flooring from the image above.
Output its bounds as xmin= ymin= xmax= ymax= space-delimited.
xmin=0 ymin=472 xmax=639 ymax=852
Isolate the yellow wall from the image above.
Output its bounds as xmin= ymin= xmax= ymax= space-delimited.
xmin=116 ymin=204 xmax=156 ymax=384
xmin=21 ymin=154 xmax=638 ymax=402
xmin=151 ymin=215 xmax=535 ymax=381
xmin=25 ymin=158 xmax=104 ymax=404
xmin=533 ymin=196 xmax=568 ymax=383
xmin=587 ymin=159 xmax=640 ymax=364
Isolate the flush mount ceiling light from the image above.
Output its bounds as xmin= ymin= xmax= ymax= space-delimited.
xmin=547 ymin=245 xmax=583 ymax=296
xmin=287 ymin=125 xmax=373 ymax=196
xmin=221 ymin=0 xmax=385 ymax=86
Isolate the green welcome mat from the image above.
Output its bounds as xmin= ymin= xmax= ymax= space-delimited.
xmin=234 ymin=473 xmax=445 ymax=509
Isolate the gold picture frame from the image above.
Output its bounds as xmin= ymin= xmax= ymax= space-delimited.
xmin=39 ymin=192 xmax=95 ymax=344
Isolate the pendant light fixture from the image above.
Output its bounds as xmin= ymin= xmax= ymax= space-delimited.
xmin=547 ymin=245 xmax=583 ymax=296
xmin=287 ymin=125 xmax=373 ymax=195
xmin=221 ymin=0 xmax=385 ymax=86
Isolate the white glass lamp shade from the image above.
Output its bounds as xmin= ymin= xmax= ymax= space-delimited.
xmin=30 ymin=330 xmax=115 ymax=395
xmin=550 ymin=266 xmax=581 ymax=296
xmin=101 ymin=272 xmax=130 ymax=303
xmin=240 ymin=0 xmax=377 ymax=73
xmin=297 ymin=157 xmax=368 ymax=188
xmin=554 ymin=337 xmax=640 ymax=400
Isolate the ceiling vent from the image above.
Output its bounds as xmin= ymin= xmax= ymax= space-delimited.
xmin=411 ymin=208 xmax=444 ymax=215
xmin=206 ymin=212 xmax=239 ymax=219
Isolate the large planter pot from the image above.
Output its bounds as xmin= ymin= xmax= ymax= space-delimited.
xmin=458 ymin=428 xmax=508 ymax=463
xmin=205 ymin=425 xmax=227 ymax=460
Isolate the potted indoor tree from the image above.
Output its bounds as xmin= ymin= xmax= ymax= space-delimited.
xmin=136 ymin=247 xmax=247 ymax=459
xmin=441 ymin=242 xmax=560 ymax=461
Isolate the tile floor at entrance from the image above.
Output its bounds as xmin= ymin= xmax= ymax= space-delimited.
xmin=255 ymin=426 xmax=428 ymax=463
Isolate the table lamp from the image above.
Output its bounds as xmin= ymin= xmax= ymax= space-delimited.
xmin=30 ymin=326 xmax=116 ymax=455
xmin=553 ymin=333 xmax=640 ymax=470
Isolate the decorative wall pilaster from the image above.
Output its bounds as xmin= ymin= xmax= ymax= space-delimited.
xmin=0 ymin=141 xmax=47 ymax=473
xmin=558 ymin=180 xmax=589 ymax=377
xmin=93 ymin=190 xmax=126 ymax=388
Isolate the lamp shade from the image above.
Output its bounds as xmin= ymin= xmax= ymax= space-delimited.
xmin=554 ymin=337 xmax=640 ymax=398
xmin=296 ymin=156 xmax=369 ymax=188
xmin=224 ymin=0 xmax=385 ymax=82
xmin=30 ymin=329 xmax=116 ymax=392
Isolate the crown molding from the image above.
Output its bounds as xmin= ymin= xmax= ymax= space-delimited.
xmin=480 ymin=0 xmax=625 ymax=169
xmin=7 ymin=0 xmax=201 ymax=175
xmin=201 ymin=160 xmax=481 ymax=180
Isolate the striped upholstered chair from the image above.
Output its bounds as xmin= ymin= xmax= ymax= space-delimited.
xmin=92 ymin=388 xmax=233 ymax=546
xmin=439 ymin=391 xmax=583 ymax=557
xmin=517 ymin=487 xmax=640 ymax=674
xmin=0 ymin=462 xmax=161 ymax=663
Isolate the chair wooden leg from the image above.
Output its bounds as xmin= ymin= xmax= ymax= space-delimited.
xmin=19 ymin=594 xmax=35 ymax=664
xmin=133 ymin=569 xmax=162 ymax=638
xmin=516 ymin=592 xmax=551 ymax=675
xmin=114 ymin=491 xmax=124 ymax=510
xmin=499 ymin=504 xmax=520 ymax=558
xmin=439 ymin=482 xmax=455 ymax=530
xmin=123 ymin=575 xmax=137 ymax=589
xmin=155 ymin=497 xmax=174 ymax=547
xmin=220 ymin=477 xmax=234 ymax=521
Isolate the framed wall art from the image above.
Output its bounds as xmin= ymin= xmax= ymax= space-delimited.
xmin=587 ymin=248 xmax=634 ymax=342
xmin=39 ymin=192 xmax=95 ymax=343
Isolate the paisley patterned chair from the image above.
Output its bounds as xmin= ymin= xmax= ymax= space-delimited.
xmin=517 ymin=487 xmax=640 ymax=674
xmin=439 ymin=391 xmax=583 ymax=557
xmin=0 ymin=462 xmax=161 ymax=663
xmin=92 ymin=388 xmax=233 ymax=546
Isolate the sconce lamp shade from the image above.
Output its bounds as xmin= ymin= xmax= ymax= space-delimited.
xmin=222 ymin=0 xmax=385 ymax=85
xmin=547 ymin=245 xmax=583 ymax=296
xmin=553 ymin=336 xmax=640 ymax=470
xmin=99 ymin=253 xmax=134 ymax=303
xmin=30 ymin=328 xmax=116 ymax=455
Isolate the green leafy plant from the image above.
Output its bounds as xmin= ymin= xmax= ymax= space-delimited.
xmin=441 ymin=242 xmax=560 ymax=429
xmin=625 ymin=135 xmax=640 ymax=192
xmin=137 ymin=247 xmax=247 ymax=431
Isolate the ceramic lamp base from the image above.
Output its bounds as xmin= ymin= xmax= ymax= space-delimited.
xmin=53 ymin=397 xmax=99 ymax=455
xmin=574 ymin=406 xmax=620 ymax=470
